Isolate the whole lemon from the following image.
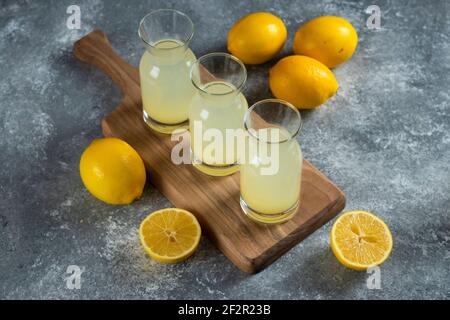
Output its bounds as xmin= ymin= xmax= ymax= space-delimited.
xmin=293 ymin=16 xmax=358 ymax=68
xmin=269 ymin=55 xmax=338 ymax=109
xmin=80 ymin=138 xmax=146 ymax=205
xmin=228 ymin=12 xmax=287 ymax=65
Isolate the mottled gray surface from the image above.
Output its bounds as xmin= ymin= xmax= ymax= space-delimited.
xmin=0 ymin=0 xmax=449 ymax=300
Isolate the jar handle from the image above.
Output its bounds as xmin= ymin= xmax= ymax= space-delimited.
xmin=74 ymin=29 xmax=141 ymax=105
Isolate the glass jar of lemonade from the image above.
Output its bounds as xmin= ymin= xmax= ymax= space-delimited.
xmin=189 ymin=53 xmax=248 ymax=176
xmin=240 ymin=99 xmax=303 ymax=224
xmin=138 ymin=9 xmax=196 ymax=134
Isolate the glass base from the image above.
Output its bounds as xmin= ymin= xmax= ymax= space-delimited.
xmin=190 ymin=150 xmax=239 ymax=177
xmin=240 ymin=197 xmax=299 ymax=225
xmin=143 ymin=110 xmax=188 ymax=134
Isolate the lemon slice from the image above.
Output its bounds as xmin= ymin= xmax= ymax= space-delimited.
xmin=139 ymin=208 xmax=201 ymax=263
xmin=331 ymin=210 xmax=393 ymax=270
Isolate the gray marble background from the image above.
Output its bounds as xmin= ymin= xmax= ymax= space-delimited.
xmin=0 ymin=0 xmax=449 ymax=299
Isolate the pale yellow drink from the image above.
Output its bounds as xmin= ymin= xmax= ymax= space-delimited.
xmin=139 ymin=39 xmax=196 ymax=132
xmin=240 ymin=128 xmax=302 ymax=223
xmin=189 ymin=81 xmax=248 ymax=176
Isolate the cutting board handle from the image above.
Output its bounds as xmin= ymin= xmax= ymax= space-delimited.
xmin=74 ymin=29 xmax=140 ymax=101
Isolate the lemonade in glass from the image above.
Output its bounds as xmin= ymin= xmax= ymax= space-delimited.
xmin=138 ymin=9 xmax=196 ymax=134
xmin=189 ymin=53 xmax=248 ymax=176
xmin=240 ymin=99 xmax=303 ymax=224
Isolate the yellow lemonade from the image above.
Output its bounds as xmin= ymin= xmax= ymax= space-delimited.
xmin=240 ymin=128 xmax=302 ymax=223
xmin=139 ymin=39 xmax=196 ymax=133
xmin=189 ymin=81 xmax=248 ymax=176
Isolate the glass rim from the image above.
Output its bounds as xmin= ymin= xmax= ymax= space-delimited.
xmin=138 ymin=9 xmax=195 ymax=51
xmin=190 ymin=52 xmax=247 ymax=96
xmin=244 ymin=99 xmax=302 ymax=144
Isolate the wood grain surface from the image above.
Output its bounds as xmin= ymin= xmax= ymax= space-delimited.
xmin=74 ymin=30 xmax=346 ymax=273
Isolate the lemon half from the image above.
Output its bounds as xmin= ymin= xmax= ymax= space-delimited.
xmin=139 ymin=208 xmax=201 ymax=263
xmin=331 ymin=210 xmax=393 ymax=270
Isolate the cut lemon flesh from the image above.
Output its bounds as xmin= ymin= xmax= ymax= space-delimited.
xmin=139 ymin=208 xmax=201 ymax=263
xmin=331 ymin=210 xmax=393 ymax=270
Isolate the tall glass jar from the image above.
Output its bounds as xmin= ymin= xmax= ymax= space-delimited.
xmin=240 ymin=99 xmax=303 ymax=224
xmin=189 ymin=53 xmax=248 ymax=176
xmin=138 ymin=9 xmax=196 ymax=134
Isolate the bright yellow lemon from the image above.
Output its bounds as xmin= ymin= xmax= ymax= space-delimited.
xmin=331 ymin=210 xmax=393 ymax=270
xmin=79 ymin=138 xmax=146 ymax=205
xmin=269 ymin=55 xmax=338 ymax=109
xmin=293 ymin=16 xmax=358 ymax=68
xmin=139 ymin=208 xmax=201 ymax=263
xmin=228 ymin=12 xmax=287 ymax=64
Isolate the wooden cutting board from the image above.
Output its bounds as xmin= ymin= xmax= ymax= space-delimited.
xmin=74 ymin=30 xmax=346 ymax=274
